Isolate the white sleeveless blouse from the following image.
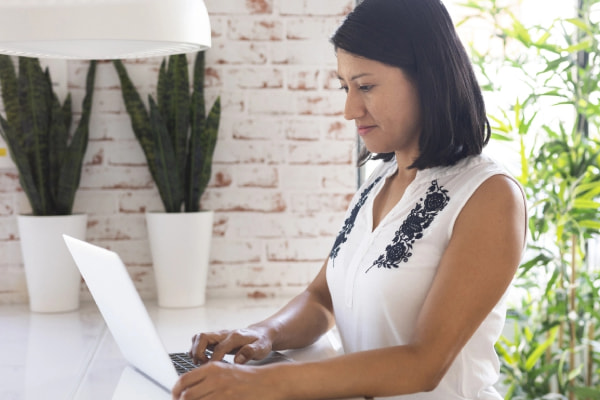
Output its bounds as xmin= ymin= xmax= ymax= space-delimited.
xmin=326 ymin=154 xmax=519 ymax=400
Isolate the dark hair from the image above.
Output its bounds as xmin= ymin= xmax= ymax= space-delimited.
xmin=331 ymin=0 xmax=490 ymax=169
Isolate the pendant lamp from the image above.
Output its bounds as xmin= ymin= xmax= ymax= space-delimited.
xmin=0 ymin=0 xmax=211 ymax=59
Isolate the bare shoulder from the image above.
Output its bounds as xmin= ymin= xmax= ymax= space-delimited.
xmin=457 ymin=173 xmax=527 ymax=250
xmin=469 ymin=174 xmax=526 ymax=216
xmin=477 ymin=174 xmax=524 ymax=199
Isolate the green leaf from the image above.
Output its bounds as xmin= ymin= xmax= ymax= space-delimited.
xmin=566 ymin=363 xmax=583 ymax=381
xmin=113 ymin=60 xmax=157 ymax=183
xmin=148 ymin=97 xmax=183 ymax=212
xmin=55 ymin=60 xmax=96 ymax=214
xmin=524 ymin=327 xmax=557 ymax=371
xmin=48 ymin=90 xmax=69 ymax=209
xmin=186 ymin=51 xmax=212 ymax=212
xmin=573 ymin=199 xmax=600 ymax=209
xmin=572 ymin=386 xmax=600 ymax=399
xmin=19 ymin=58 xmax=52 ymax=215
xmin=166 ymin=54 xmax=190 ymax=184
xmin=0 ymin=55 xmax=20 ymax=128
xmin=579 ymin=220 xmax=600 ymax=230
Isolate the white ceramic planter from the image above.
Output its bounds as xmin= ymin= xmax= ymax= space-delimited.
xmin=146 ymin=211 xmax=213 ymax=308
xmin=17 ymin=214 xmax=87 ymax=313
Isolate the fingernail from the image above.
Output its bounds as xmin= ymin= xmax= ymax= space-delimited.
xmin=235 ymin=354 xmax=246 ymax=364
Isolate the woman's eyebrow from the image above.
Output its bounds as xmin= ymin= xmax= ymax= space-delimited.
xmin=337 ymin=72 xmax=373 ymax=82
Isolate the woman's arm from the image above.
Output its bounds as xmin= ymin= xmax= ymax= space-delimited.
xmin=267 ymin=175 xmax=528 ymax=399
xmin=189 ymin=259 xmax=335 ymax=364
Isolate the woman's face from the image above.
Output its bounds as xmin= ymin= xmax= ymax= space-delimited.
xmin=337 ymin=49 xmax=422 ymax=158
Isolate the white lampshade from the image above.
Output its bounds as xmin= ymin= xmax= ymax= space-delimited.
xmin=0 ymin=0 xmax=211 ymax=59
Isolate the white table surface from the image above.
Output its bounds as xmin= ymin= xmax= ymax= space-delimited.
xmin=0 ymin=297 xmax=354 ymax=400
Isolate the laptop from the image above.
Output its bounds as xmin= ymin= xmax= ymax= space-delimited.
xmin=63 ymin=235 xmax=291 ymax=392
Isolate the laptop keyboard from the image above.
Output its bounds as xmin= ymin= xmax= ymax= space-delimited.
xmin=170 ymin=353 xmax=199 ymax=375
xmin=169 ymin=350 xmax=287 ymax=375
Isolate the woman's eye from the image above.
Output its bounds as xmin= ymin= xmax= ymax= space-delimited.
xmin=339 ymin=85 xmax=349 ymax=93
xmin=359 ymin=85 xmax=373 ymax=92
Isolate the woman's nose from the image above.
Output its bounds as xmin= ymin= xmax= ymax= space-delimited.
xmin=343 ymin=90 xmax=365 ymax=121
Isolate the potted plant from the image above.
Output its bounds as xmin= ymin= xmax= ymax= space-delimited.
xmin=0 ymin=56 xmax=97 ymax=312
xmin=460 ymin=0 xmax=600 ymax=398
xmin=113 ymin=51 xmax=220 ymax=308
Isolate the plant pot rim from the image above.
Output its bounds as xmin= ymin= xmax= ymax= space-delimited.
xmin=145 ymin=210 xmax=213 ymax=214
xmin=18 ymin=213 xmax=87 ymax=218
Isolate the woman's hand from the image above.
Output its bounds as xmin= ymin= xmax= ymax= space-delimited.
xmin=172 ymin=362 xmax=283 ymax=400
xmin=189 ymin=327 xmax=274 ymax=365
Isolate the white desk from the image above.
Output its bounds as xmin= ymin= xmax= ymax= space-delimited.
xmin=0 ymin=298 xmax=348 ymax=400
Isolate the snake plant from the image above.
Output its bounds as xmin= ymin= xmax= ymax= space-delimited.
xmin=113 ymin=52 xmax=220 ymax=213
xmin=0 ymin=56 xmax=96 ymax=216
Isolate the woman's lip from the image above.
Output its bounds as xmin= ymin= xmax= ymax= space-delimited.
xmin=357 ymin=125 xmax=376 ymax=136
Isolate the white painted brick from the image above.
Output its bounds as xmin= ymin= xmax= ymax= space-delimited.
xmin=234 ymin=165 xmax=279 ymax=188
xmin=118 ymin=190 xmax=164 ymax=214
xmin=286 ymin=17 xmax=342 ymax=40
xmin=278 ymin=165 xmax=324 ymax=190
xmin=247 ymin=89 xmax=297 ymax=115
xmin=287 ymin=68 xmax=320 ymax=91
xmin=82 ymin=141 xmax=105 ymax=167
xmin=0 ymin=241 xmax=22 ymax=264
xmin=0 ymin=171 xmax=20 ymax=192
xmin=228 ymin=213 xmax=343 ymax=238
xmin=324 ymin=119 xmax=356 ymax=141
xmin=95 ymin=89 xmax=134 ymax=114
xmin=0 ymin=215 xmax=17 ymax=240
xmin=0 ymin=195 xmax=15 ymax=217
xmin=88 ymin=114 xmax=136 ymax=141
xmin=266 ymin=238 xmax=331 ymax=262
xmin=212 ymin=140 xmax=287 ymax=165
xmin=227 ymin=17 xmax=285 ymax=41
xmin=231 ymin=118 xmax=287 ymax=140
xmin=206 ymin=0 xmax=274 ymax=15
xmin=234 ymin=264 xmax=284 ymax=290
xmin=271 ymin=40 xmax=337 ymax=66
xmin=211 ymin=238 xmax=263 ymax=264
xmin=87 ymin=214 xmax=147 ymax=241
xmin=284 ymin=118 xmax=322 ymax=140
xmin=321 ymin=165 xmax=357 ymax=191
xmin=288 ymin=141 xmax=354 ymax=165
xmin=216 ymin=67 xmax=285 ymax=90
xmin=279 ymin=0 xmax=353 ymax=16
xmin=97 ymin=239 xmax=152 ymax=266
xmin=219 ymin=90 xmax=248 ymax=114
xmin=209 ymin=166 xmax=234 ymax=189
xmin=323 ymin=68 xmax=343 ymax=90
xmin=201 ymin=190 xmax=286 ymax=213
xmin=72 ymin=190 xmax=121 ymax=215
xmin=208 ymin=42 xmax=270 ymax=65
xmin=0 ymin=265 xmax=27 ymax=303
xmin=101 ymin=139 xmax=148 ymax=166
xmin=297 ymin=92 xmax=346 ymax=116
xmin=290 ymin=192 xmax=352 ymax=214
xmin=15 ymin=193 xmax=32 ymax=215
xmin=80 ymin=166 xmax=154 ymax=190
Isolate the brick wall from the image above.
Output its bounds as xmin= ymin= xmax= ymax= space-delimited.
xmin=0 ymin=0 xmax=357 ymax=304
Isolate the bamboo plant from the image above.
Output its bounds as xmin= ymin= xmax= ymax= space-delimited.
xmin=113 ymin=52 xmax=220 ymax=213
xmin=459 ymin=0 xmax=600 ymax=398
xmin=0 ymin=56 xmax=96 ymax=216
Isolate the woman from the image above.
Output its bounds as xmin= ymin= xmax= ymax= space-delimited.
xmin=172 ymin=0 xmax=527 ymax=398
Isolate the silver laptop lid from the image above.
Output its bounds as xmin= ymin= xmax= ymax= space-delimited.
xmin=63 ymin=235 xmax=178 ymax=390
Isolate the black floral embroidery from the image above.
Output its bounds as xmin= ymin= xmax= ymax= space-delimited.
xmin=329 ymin=177 xmax=383 ymax=264
xmin=366 ymin=180 xmax=450 ymax=272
